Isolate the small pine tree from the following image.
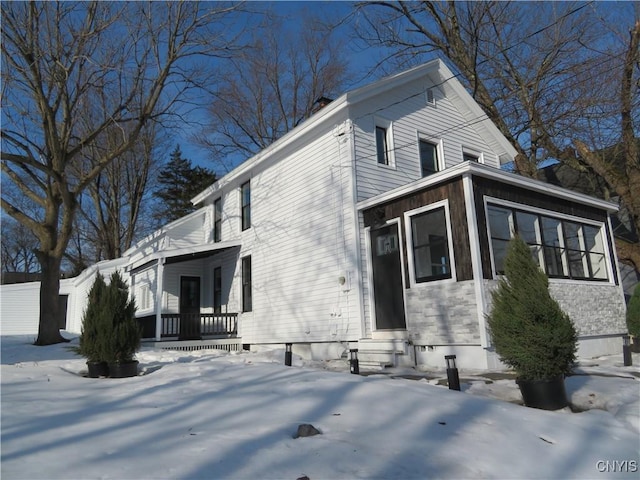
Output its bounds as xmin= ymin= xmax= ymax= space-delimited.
xmin=101 ymin=271 xmax=141 ymax=364
xmin=74 ymin=273 xmax=108 ymax=362
xmin=487 ymin=236 xmax=577 ymax=381
xmin=626 ymin=283 xmax=640 ymax=338
xmin=153 ymin=145 xmax=216 ymax=224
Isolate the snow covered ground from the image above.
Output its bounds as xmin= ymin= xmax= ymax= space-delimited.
xmin=2 ymin=334 xmax=639 ymax=480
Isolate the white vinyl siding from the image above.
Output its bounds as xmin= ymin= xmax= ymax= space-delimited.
xmin=166 ymin=214 xmax=208 ymax=249
xmin=353 ymin=77 xmax=501 ymax=202
xmin=0 ymin=282 xmax=42 ymax=335
xmin=163 ymin=261 xmax=205 ymax=313
xmin=132 ymin=266 xmax=157 ymax=313
xmin=203 ymin=247 xmax=241 ymax=314
xmin=236 ymin=126 xmax=361 ymax=344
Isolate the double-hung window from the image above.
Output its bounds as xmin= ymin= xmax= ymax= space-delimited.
xmin=213 ymin=197 xmax=222 ymax=242
xmin=242 ymin=256 xmax=252 ymax=312
xmin=213 ymin=267 xmax=222 ymax=314
xmin=408 ymin=204 xmax=453 ymax=283
xmin=419 ymin=139 xmax=439 ymax=177
xmin=487 ymin=203 xmax=609 ymax=281
xmin=376 ymin=126 xmax=389 ymax=165
xmin=241 ymin=181 xmax=251 ymax=231
xmin=139 ymin=284 xmax=151 ymax=310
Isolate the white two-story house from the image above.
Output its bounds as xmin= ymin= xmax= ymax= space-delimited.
xmin=1 ymin=59 xmax=627 ymax=369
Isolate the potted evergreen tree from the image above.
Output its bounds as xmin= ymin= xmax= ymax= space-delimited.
xmin=74 ymin=273 xmax=109 ymax=378
xmin=626 ymin=284 xmax=640 ymax=353
xmin=487 ymin=236 xmax=577 ymax=410
xmin=102 ymin=271 xmax=141 ymax=378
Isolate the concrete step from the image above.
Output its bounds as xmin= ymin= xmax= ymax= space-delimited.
xmin=357 ymin=351 xmax=397 ymax=366
xmin=357 ymin=338 xmax=409 ymax=355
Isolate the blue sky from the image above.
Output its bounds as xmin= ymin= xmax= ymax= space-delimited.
xmin=175 ymin=1 xmax=386 ymax=168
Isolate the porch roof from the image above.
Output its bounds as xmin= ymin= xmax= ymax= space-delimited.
xmin=356 ymin=162 xmax=619 ymax=213
xmin=127 ymin=240 xmax=241 ymax=273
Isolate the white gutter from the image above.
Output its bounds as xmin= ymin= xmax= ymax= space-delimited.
xmin=357 ymin=162 xmax=619 ymax=213
xmin=127 ymin=240 xmax=242 ymax=272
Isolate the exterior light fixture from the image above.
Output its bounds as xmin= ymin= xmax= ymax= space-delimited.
xmin=445 ymin=354 xmax=460 ymax=391
xmin=623 ymin=335 xmax=632 ymax=367
xmin=285 ymin=343 xmax=292 ymax=366
xmin=349 ymin=348 xmax=359 ymax=375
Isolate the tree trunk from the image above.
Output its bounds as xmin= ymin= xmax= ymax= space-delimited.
xmin=34 ymin=253 xmax=68 ymax=345
xmin=616 ymin=239 xmax=640 ymax=273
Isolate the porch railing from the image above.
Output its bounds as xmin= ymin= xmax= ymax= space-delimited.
xmin=161 ymin=313 xmax=238 ymax=339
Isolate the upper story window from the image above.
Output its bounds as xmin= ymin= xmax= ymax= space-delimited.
xmin=463 ymin=152 xmax=479 ymax=163
xmin=376 ymin=126 xmax=389 ymax=165
xmin=374 ymin=118 xmax=394 ymax=167
xmin=419 ymin=139 xmax=440 ymax=177
xmin=487 ymin=203 xmax=609 ymax=281
xmin=241 ymin=181 xmax=251 ymax=231
xmin=406 ymin=202 xmax=454 ymax=284
xmin=213 ymin=197 xmax=222 ymax=242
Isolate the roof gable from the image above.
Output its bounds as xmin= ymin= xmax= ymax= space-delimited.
xmin=193 ymin=59 xmax=518 ymax=204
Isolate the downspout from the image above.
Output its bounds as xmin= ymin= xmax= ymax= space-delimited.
xmin=346 ymin=118 xmax=367 ymax=342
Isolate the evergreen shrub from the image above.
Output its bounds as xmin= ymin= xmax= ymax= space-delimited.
xmin=74 ymin=273 xmax=108 ymax=363
xmin=101 ymin=271 xmax=140 ymax=364
xmin=487 ymin=236 xmax=577 ymax=381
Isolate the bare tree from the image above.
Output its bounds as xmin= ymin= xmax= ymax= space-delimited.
xmin=1 ymin=218 xmax=40 ymax=275
xmin=78 ymin=123 xmax=160 ymax=261
xmin=198 ymin=9 xmax=350 ymax=171
xmin=357 ymin=1 xmax=640 ymax=267
xmin=1 ymin=1 xmax=243 ymax=345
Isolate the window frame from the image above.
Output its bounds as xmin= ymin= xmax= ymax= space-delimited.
xmin=241 ymin=180 xmax=251 ymax=231
xmin=213 ymin=197 xmax=222 ymax=242
xmin=404 ymin=200 xmax=457 ymax=287
xmin=213 ymin=266 xmax=222 ymax=314
xmin=484 ymin=197 xmax=612 ymax=282
xmin=417 ymin=136 xmax=443 ymax=177
xmin=241 ymin=255 xmax=252 ymax=312
xmin=139 ymin=284 xmax=151 ymax=311
xmin=374 ymin=117 xmax=395 ymax=168
xmin=462 ymin=147 xmax=483 ymax=164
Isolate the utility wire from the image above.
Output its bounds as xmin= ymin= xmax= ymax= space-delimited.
xmin=354 ymin=1 xmax=596 ymax=122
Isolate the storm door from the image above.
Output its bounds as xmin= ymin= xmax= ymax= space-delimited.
xmin=370 ymin=223 xmax=407 ymax=330
xmin=179 ymin=276 xmax=201 ymax=340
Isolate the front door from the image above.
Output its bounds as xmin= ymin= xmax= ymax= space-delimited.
xmin=370 ymin=223 xmax=406 ymax=330
xmin=180 ymin=276 xmax=201 ymax=340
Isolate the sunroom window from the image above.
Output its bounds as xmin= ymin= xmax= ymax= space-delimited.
xmin=410 ymin=206 xmax=452 ymax=282
xmin=488 ymin=203 xmax=609 ymax=281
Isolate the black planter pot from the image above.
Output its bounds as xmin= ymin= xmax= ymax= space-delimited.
xmin=86 ymin=361 xmax=109 ymax=378
xmin=108 ymin=360 xmax=139 ymax=379
xmin=517 ymin=375 xmax=569 ymax=410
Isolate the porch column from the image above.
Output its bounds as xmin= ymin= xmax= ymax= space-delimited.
xmin=462 ymin=174 xmax=490 ymax=348
xmin=155 ymin=258 xmax=165 ymax=341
